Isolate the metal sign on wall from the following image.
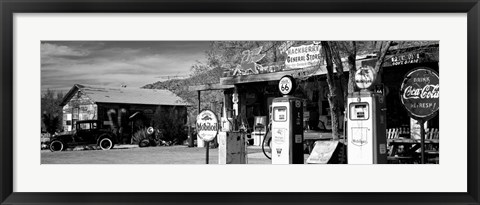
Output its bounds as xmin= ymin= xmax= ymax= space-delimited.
xmin=196 ymin=110 xmax=219 ymax=142
xmin=400 ymin=67 xmax=439 ymax=120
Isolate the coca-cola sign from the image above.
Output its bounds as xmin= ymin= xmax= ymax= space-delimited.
xmin=400 ymin=67 xmax=439 ymax=119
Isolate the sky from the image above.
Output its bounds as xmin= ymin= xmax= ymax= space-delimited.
xmin=41 ymin=41 xmax=211 ymax=93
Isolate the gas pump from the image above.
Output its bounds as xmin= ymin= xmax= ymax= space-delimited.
xmin=271 ymin=75 xmax=304 ymax=164
xmin=347 ymin=67 xmax=387 ymax=164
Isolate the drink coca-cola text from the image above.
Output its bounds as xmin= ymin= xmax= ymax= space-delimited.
xmin=403 ymin=84 xmax=439 ymax=100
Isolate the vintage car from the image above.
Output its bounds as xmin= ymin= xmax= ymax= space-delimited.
xmin=49 ymin=120 xmax=117 ymax=152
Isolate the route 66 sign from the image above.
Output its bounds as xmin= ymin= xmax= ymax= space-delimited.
xmin=279 ymin=75 xmax=296 ymax=95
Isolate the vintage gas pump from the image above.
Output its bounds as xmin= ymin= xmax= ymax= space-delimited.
xmin=271 ymin=75 xmax=304 ymax=164
xmin=347 ymin=67 xmax=387 ymax=164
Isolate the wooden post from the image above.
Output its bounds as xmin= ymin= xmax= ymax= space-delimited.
xmin=419 ymin=119 xmax=425 ymax=164
xmin=187 ymin=115 xmax=193 ymax=147
xmin=197 ymin=90 xmax=205 ymax=147
xmin=197 ymin=90 xmax=201 ymax=113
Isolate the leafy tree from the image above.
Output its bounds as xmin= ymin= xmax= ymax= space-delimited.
xmin=41 ymin=89 xmax=64 ymax=134
xmin=321 ymin=41 xmax=392 ymax=139
xmin=152 ymin=106 xmax=188 ymax=144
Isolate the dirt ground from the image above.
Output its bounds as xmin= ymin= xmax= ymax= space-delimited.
xmin=41 ymin=145 xmax=275 ymax=164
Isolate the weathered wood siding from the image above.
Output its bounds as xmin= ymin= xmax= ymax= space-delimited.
xmin=62 ymin=90 xmax=97 ymax=131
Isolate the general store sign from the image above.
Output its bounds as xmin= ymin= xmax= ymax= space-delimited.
xmin=285 ymin=44 xmax=323 ymax=69
xmin=400 ymin=67 xmax=439 ymax=120
xmin=196 ymin=110 xmax=218 ymax=142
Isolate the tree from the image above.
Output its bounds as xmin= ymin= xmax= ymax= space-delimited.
xmin=320 ymin=41 xmax=392 ymax=140
xmin=41 ymin=89 xmax=64 ymax=134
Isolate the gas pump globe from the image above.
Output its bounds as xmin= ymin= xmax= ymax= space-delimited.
xmin=347 ymin=66 xmax=388 ymax=164
xmin=271 ymin=75 xmax=304 ymax=164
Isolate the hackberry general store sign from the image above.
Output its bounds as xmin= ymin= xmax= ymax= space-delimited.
xmin=285 ymin=44 xmax=323 ymax=69
xmin=400 ymin=67 xmax=439 ymax=120
xmin=196 ymin=110 xmax=219 ymax=142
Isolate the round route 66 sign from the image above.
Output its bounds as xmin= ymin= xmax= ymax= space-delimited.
xmin=279 ymin=75 xmax=296 ymax=95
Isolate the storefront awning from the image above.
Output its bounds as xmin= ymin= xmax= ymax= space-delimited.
xmin=219 ymin=44 xmax=439 ymax=86
xmin=219 ymin=64 xmax=351 ymax=85
xmin=188 ymin=83 xmax=235 ymax=91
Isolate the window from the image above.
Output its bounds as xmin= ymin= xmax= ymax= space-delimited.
xmin=273 ymin=106 xmax=287 ymax=122
xmin=349 ymin=103 xmax=370 ymax=120
xmin=72 ymin=108 xmax=79 ymax=119
xmin=78 ymin=123 xmax=91 ymax=130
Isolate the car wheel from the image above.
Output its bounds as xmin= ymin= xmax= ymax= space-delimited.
xmin=139 ymin=139 xmax=150 ymax=147
xmin=50 ymin=140 xmax=64 ymax=152
xmin=98 ymin=138 xmax=113 ymax=150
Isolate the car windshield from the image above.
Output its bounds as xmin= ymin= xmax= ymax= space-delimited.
xmin=78 ymin=123 xmax=91 ymax=130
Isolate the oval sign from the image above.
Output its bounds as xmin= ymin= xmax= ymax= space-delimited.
xmin=232 ymin=93 xmax=239 ymax=104
xmin=355 ymin=66 xmax=377 ymax=89
xmin=196 ymin=110 xmax=218 ymax=142
xmin=400 ymin=67 xmax=439 ymax=120
xmin=279 ymin=75 xmax=296 ymax=95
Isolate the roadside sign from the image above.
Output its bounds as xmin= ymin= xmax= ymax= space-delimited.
xmin=285 ymin=44 xmax=322 ymax=69
xmin=400 ymin=67 xmax=439 ymax=120
xmin=196 ymin=110 xmax=219 ymax=142
xmin=279 ymin=75 xmax=296 ymax=95
xmin=399 ymin=67 xmax=439 ymax=164
xmin=355 ymin=66 xmax=377 ymax=89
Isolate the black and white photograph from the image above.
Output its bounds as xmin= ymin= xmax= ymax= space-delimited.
xmin=40 ymin=41 xmax=440 ymax=165
xmin=3 ymin=2 xmax=479 ymax=203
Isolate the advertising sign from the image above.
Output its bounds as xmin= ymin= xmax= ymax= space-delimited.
xmin=285 ymin=44 xmax=322 ymax=69
xmin=196 ymin=110 xmax=218 ymax=142
xmin=278 ymin=75 xmax=296 ymax=95
xmin=355 ymin=66 xmax=377 ymax=89
xmin=400 ymin=67 xmax=439 ymax=120
xmin=306 ymin=141 xmax=339 ymax=164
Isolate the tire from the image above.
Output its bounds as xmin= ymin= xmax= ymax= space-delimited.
xmin=139 ymin=139 xmax=150 ymax=147
xmin=50 ymin=140 xmax=64 ymax=152
xmin=98 ymin=138 xmax=113 ymax=150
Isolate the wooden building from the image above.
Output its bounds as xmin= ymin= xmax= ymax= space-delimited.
xmin=59 ymin=84 xmax=190 ymax=142
xmin=211 ymin=43 xmax=439 ymax=141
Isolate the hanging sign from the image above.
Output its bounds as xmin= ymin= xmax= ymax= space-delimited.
xmin=232 ymin=93 xmax=239 ymax=104
xmin=400 ymin=67 xmax=439 ymax=120
xmin=355 ymin=66 xmax=377 ymax=89
xmin=279 ymin=75 xmax=296 ymax=95
xmin=196 ymin=110 xmax=219 ymax=142
xmin=285 ymin=44 xmax=322 ymax=69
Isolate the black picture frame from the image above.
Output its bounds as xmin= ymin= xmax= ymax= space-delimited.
xmin=1 ymin=0 xmax=479 ymax=204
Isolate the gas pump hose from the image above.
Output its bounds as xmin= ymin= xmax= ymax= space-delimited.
xmin=261 ymin=123 xmax=272 ymax=160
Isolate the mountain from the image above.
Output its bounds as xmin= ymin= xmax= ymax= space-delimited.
xmin=142 ymin=67 xmax=224 ymax=114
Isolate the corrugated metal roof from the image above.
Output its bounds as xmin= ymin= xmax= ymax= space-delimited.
xmin=74 ymin=84 xmax=190 ymax=106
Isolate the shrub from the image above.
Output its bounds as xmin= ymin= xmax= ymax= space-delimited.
xmin=131 ymin=128 xmax=149 ymax=146
xmin=152 ymin=106 xmax=187 ymax=145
